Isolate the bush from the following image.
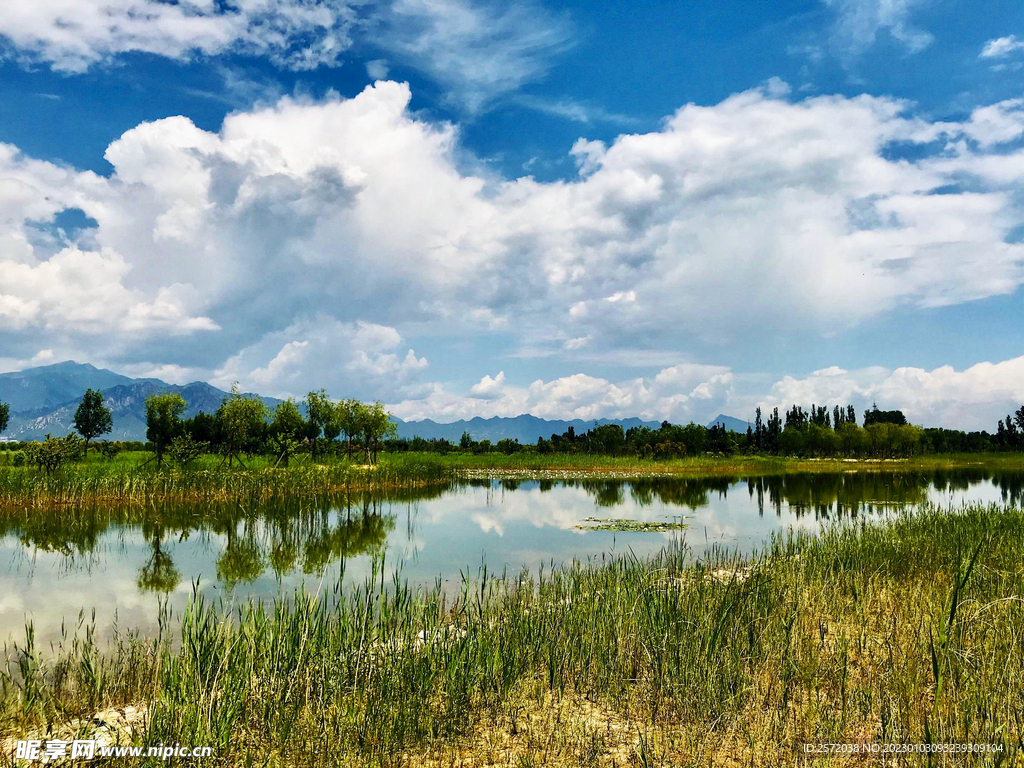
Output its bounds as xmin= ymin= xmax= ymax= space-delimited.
xmin=6 ymin=450 xmax=25 ymax=467
xmin=99 ymin=441 xmax=121 ymax=460
xmin=168 ymin=434 xmax=208 ymax=469
xmin=24 ymin=434 xmax=83 ymax=475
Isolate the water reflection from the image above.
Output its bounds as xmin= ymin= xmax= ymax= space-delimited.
xmin=0 ymin=469 xmax=1020 ymax=643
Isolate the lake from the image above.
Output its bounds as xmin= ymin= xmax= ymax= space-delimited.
xmin=2 ymin=469 xmax=1022 ymax=645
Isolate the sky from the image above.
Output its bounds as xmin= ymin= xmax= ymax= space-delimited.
xmin=0 ymin=0 xmax=1022 ymax=430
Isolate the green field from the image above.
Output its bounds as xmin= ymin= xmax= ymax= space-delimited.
xmin=2 ymin=502 xmax=1021 ymax=766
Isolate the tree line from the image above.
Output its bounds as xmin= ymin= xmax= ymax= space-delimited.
xmin=147 ymin=386 xmax=397 ymax=467
xmin=0 ymin=386 xmax=397 ymax=472
xmin=376 ymin=404 xmax=1021 ymax=459
xmin=1 ymin=391 xmax=1023 ymax=464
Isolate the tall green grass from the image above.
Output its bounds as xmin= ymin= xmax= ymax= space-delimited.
xmin=0 ymin=453 xmax=456 ymax=509
xmin=2 ymin=502 xmax=1022 ymax=765
xmin=2 ymin=450 xmax=1023 ymax=510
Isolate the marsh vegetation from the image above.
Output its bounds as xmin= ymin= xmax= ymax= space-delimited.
xmin=2 ymin=502 xmax=1022 ymax=765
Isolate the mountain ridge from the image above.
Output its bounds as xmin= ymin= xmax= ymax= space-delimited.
xmin=0 ymin=362 xmax=750 ymax=443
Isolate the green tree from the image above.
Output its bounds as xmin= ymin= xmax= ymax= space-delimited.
xmin=0 ymin=401 xmax=9 ymax=438
xmin=305 ymin=389 xmax=334 ymax=460
xmin=836 ymin=422 xmax=866 ymax=457
xmin=269 ymin=399 xmax=307 ymax=466
xmin=863 ymin=405 xmax=907 ymax=427
xmin=359 ymin=402 xmax=397 ymax=463
xmin=323 ymin=401 xmax=344 ymax=449
xmin=336 ymin=399 xmax=362 ymax=459
xmin=73 ymin=388 xmax=113 ymax=456
xmin=145 ymin=392 xmax=187 ymax=467
xmin=216 ymin=384 xmax=268 ymax=467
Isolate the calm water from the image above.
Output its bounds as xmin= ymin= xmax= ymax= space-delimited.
xmin=1 ymin=470 xmax=1022 ymax=644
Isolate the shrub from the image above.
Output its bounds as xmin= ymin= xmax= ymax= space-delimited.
xmin=99 ymin=441 xmax=121 ymax=460
xmin=168 ymin=434 xmax=208 ymax=469
xmin=24 ymin=434 xmax=83 ymax=475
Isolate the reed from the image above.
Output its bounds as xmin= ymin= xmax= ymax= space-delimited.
xmin=0 ymin=454 xmax=456 ymax=510
xmin=2 ymin=502 xmax=1021 ymax=765
xmin=2 ymin=450 xmax=1023 ymax=511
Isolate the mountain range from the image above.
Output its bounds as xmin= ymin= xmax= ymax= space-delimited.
xmin=0 ymin=362 xmax=750 ymax=442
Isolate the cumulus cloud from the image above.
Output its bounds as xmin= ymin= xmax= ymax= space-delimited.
xmin=1 ymin=82 xmax=1024 ymax=424
xmin=758 ymin=357 xmax=1024 ymax=431
xmin=0 ymin=0 xmax=574 ymax=114
xmin=392 ymin=355 xmax=1024 ymax=431
xmin=391 ymin=364 xmax=734 ymax=423
xmin=494 ymin=87 xmax=1024 ymax=343
xmin=211 ymin=316 xmax=428 ymax=400
xmin=469 ymin=371 xmax=506 ymax=399
xmin=960 ymin=99 xmax=1024 ymax=148
xmin=0 ymin=0 xmax=357 ymax=72
xmin=1 ymin=82 xmax=505 ymax=360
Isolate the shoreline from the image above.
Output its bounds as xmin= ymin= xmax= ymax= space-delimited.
xmin=1 ymin=452 xmax=1022 ymax=509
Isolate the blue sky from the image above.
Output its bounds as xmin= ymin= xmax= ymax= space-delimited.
xmin=0 ymin=0 xmax=1022 ymax=429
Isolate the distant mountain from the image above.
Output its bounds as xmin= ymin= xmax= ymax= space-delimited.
xmin=391 ymin=415 xmax=661 ymax=444
xmin=0 ymin=361 xmax=730 ymax=444
xmin=706 ymin=414 xmax=752 ymax=432
xmin=0 ymin=361 xmax=134 ymax=412
xmin=2 ymin=364 xmax=278 ymax=441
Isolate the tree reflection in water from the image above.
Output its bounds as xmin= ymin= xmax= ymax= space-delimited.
xmin=137 ymin=519 xmax=181 ymax=593
xmin=563 ymin=468 xmax=1024 ymax=519
xmin=2 ymin=471 xmax=1022 ymax=596
xmin=0 ymin=488 xmax=430 ymax=593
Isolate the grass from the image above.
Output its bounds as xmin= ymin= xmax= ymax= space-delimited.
xmin=446 ymin=450 xmax=1024 ymax=476
xmin=2 ymin=502 xmax=1022 ymax=766
xmin=0 ymin=452 xmax=455 ymax=510
xmin=2 ymin=449 xmax=1024 ymax=510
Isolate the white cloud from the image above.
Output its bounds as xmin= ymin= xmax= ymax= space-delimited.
xmin=0 ymin=0 xmax=357 ymax=72
xmin=822 ymin=0 xmax=933 ymax=58
xmin=759 ymin=357 xmax=1024 ymax=430
xmin=118 ymin=362 xmax=201 ymax=385
xmin=391 ymin=364 xmax=734 ymax=423
xmin=492 ymin=87 xmax=1024 ymax=342
xmin=0 ymin=82 xmax=504 ymax=353
xmin=371 ymin=0 xmax=572 ymax=112
xmin=211 ymin=316 xmax=428 ymax=400
xmin=961 ymin=99 xmax=1024 ymax=148
xmin=365 ymin=58 xmax=390 ymax=80
xmin=0 ymin=245 xmax=217 ymax=333
xmin=469 ymin=371 xmax=506 ymax=399
xmin=980 ymin=35 xmax=1024 ymax=59
xmin=0 ymin=0 xmax=574 ymax=114
xmin=512 ymin=95 xmax=638 ymax=126
xmin=392 ymin=355 xmax=1024 ymax=431
xmin=1 ymin=82 xmax=1024 ymax=423
xmin=0 ymin=349 xmax=56 ymax=375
